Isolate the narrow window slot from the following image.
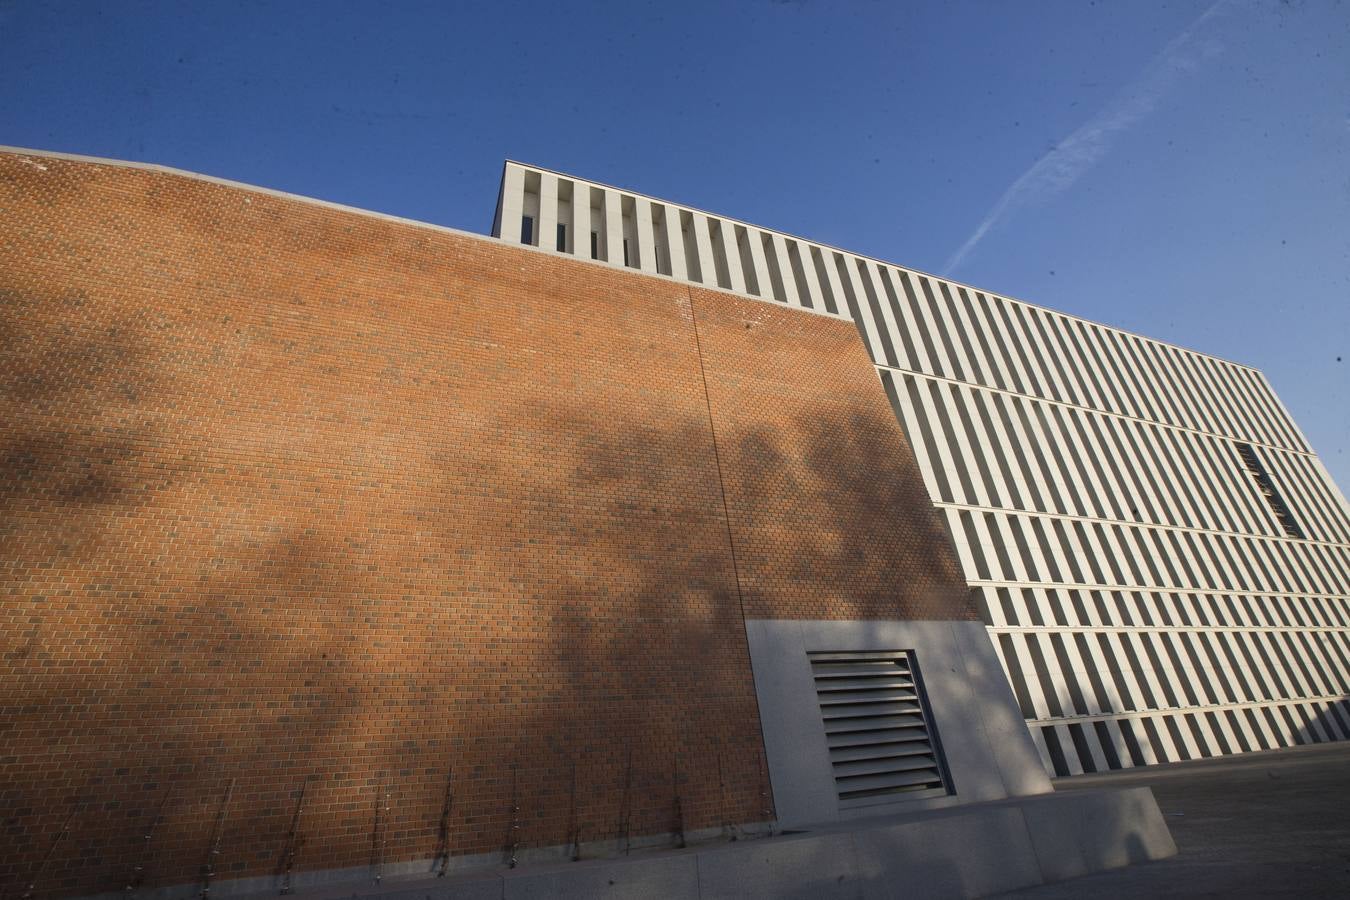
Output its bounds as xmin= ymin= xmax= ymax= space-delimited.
xmin=620 ymin=195 xmax=639 ymax=268
xmin=652 ymin=205 xmax=671 ymax=276
xmin=555 ymin=179 xmax=574 ymax=253
xmin=735 ymin=226 xmax=760 ymax=295
xmin=1234 ymin=443 xmax=1304 ymax=538
xmin=787 ymin=241 xmax=814 ymax=308
xmin=680 ymin=211 xmax=702 ymax=283
xmin=520 ymin=170 xmax=541 ymax=246
xmin=590 ymin=188 xmax=607 ymax=261
xmin=761 ymin=232 xmax=787 ymax=301
xmin=810 ymin=247 xmax=839 ymax=314
xmin=708 ymin=219 xmax=732 ymax=289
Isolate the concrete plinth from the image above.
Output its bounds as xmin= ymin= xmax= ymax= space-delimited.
xmin=229 ymin=786 xmax=1174 ymax=900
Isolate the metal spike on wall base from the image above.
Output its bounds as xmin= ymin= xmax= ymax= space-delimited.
xmin=504 ymin=764 xmax=520 ymax=869
xmin=618 ymin=746 xmax=633 ymax=856
xmin=715 ymin=749 xmax=735 ymax=841
xmin=566 ymin=759 xmax=580 ymax=862
xmin=278 ymin=777 xmax=310 ymax=895
xmin=199 ymin=778 xmax=235 ymax=900
xmin=757 ymin=746 xmax=774 ymax=838
xmin=671 ymin=752 xmax=686 ymax=849
xmin=126 ymin=781 xmax=176 ymax=896
xmin=372 ymin=781 xmax=390 ymax=885
xmin=20 ymin=808 xmax=76 ymax=900
xmin=434 ymin=769 xmax=454 ymax=877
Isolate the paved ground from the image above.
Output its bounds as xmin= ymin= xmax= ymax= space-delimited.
xmin=996 ymin=741 xmax=1350 ymax=898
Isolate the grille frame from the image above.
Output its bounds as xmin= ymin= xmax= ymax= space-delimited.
xmin=808 ymin=649 xmax=955 ymax=807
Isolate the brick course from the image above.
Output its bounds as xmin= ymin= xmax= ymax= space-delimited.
xmin=0 ymin=151 xmax=973 ymax=897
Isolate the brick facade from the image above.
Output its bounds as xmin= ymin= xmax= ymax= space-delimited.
xmin=0 ymin=151 xmax=973 ymax=896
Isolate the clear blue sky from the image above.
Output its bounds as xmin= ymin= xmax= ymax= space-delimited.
xmin=3 ymin=0 xmax=1347 ymax=491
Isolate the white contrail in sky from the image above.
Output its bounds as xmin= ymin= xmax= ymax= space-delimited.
xmin=944 ymin=0 xmax=1231 ymax=274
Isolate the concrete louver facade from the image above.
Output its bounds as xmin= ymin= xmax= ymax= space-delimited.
xmin=494 ymin=161 xmax=1350 ymax=777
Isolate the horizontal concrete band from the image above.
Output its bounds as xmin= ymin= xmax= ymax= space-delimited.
xmin=217 ymin=787 xmax=1175 ymax=900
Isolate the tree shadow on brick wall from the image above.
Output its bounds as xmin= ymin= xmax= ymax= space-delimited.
xmin=0 ymin=291 xmax=390 ymax=896
xmin=1 ymin=529 xmax=422 ymax=895
xmin=2 ymin=305 xmax=972 ymax=897
xmin=1 ymin=286 xmax=184 ymax=893
xmin=429 ymin=392 xmax=973 ymax=870
xmin=0 ymin=288 xmax=178 ymax=548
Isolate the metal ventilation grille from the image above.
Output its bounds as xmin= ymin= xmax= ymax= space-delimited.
xmin=809 ymin=650 xmax=952 ymax=804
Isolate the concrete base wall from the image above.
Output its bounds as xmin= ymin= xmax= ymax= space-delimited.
xmin=214 ymin=787 xmax=1173 ymax=900
xmin=745 ymin=619 xmax=1052 ymax=827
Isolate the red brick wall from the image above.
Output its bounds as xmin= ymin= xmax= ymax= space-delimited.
xmin=0 ymin=151 xmax=973 ymax=897
xmin=691 ymin=288 xmax=975 ymax=622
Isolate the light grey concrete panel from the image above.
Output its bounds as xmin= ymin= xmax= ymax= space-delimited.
xmin=834 ymin=791 xmax=965 ymax=822
xmin=343 ymin=872 xmax=504 ymax=900
xmin=1017 ymin=799 xmax=1095 ymax=884
xmin=223 ymin=866 xmax=506 ymax=900
xmin=746 ymin=619 xmax=1046 ymax=827
xmin=743 ymin=618 xmax=839 ymax=827
xmin=696 ymin=832 xmax=861 ymax=900
xmin=851 ymin=805 xmax=1042 ymax=899
xmin=501 ymin=853 xmax=698 ymax=900
xmin=1072 ymin=786 xmax=1177 ymax=870
xmin=1020 ymin=787 xmax=1176 ymax=884
xmin=110 ymin=857 xmax=506 ymax=900
xmin=950 ymin=621 xmax=1054 ymax=797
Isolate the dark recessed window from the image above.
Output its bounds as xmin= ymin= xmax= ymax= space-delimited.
xmin=520 ymin=216 xmax=534 ymax=245
xmin=590 ymin=231 xmax=598 ymax=260
xmin=556 ymin=223 xmax=567 ymax=252
xmin=622 ymin=238 xmax=630 ymax=267
xmin=1235 ymin=442 xmax=1304 ymax=539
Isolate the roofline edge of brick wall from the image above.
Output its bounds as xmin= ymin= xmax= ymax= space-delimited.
xmin=0 ymin=144 xmax=847 ymax=324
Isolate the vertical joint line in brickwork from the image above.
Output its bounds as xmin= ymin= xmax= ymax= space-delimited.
xmin=686 ymin=287 xmax=747 ymax=626
xmin=688 ymin=287 xmax=779 ymax=830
